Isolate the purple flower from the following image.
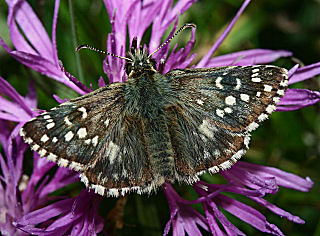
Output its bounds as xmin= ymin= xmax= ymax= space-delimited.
xmin=0 ymin=0 xmax=88 ymax=95
xmin=13 ymin=190 xmax=104 ymax=235
xmin=277 ymin=63 xmax=320 ymax=111
xmin=0 ymin=0 xmax=319 ymax=235
xmin=0 ymin=77 xmax=80 ymax=234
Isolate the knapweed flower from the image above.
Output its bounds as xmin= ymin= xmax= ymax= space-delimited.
xmin=0 ymin=77 xmax=82 ymax=234
xmin=0 ymin=0 xmax=319 ymax=235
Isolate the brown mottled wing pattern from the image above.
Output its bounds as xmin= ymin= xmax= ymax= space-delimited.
xmin=165 ymin=65 xmax=288 ymax=183
xmin=21 ymin=83 xmax=154 ymax=197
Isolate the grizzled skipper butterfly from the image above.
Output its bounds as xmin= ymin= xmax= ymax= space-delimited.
xmin=20 ymin=24 xmax=288 ymax=197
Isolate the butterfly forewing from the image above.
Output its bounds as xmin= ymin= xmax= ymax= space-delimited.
xmin=168 ymin=66 xmax=287 ymax=131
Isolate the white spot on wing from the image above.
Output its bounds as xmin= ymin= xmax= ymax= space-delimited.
xmin=240 ymin=94 xmax=250 ymax=102
xmin=252 ymin=68 xmax=260 ymax=73
xmin=266 ymin=105 xmax=276 ymax=114
xmin=25 ymin=137 xmax=33 ymax=144
xmin=47 ymin=153 xmax=57 ymax=162
xmin=40 ymin=134 xmax=49 ymax=143
xmin=80 ymin=173 xmax=89 ymax=187
xmin=244 ymin=136 xmax=250 ymax=148
xmin=104 ymin=119 xmax=110 ymax=127
xmin=58 ymin=158 xmax=69 ymax=167
xmin=107 ymin=141 xmax=120 ymax=164
xmin=280 ymin=80 xmax=288 ymax=87
xmin=43 ymin=115 xmax=51 ymax=119
xmin=264 ymin=84 xmax=273 ymax=92
xmin=64 ymin=117 xmax=72 ymax=126
xmin=273 ymin=97 xmax=280 ymax=103
xmin=216 ymin=77 xmax=224 ymax=89
xmin=70 ymin=161 xmax=84 ymax=171
xmin=258 ymin=113 xmax=269 ymax=122
xmin=65 ymin=131 xmax=74 ymax=141
xmin=235 ymin=78 xmax=241 ymax=90
xmin=78 ymin=107 xmax=87 ymax=119
xmin=77 ymin=128 xmax=87 ymax=138
xmin=247 ymin=122 xmax=259 ymax=131
xmin=20 ymin=128 xmax=26 ymax=137
xmin=92 ymin=136 xmax=99 ymax=147
xmin=256 ymin=92 xmax=261 ymax=97
xmin=52 ymin=137 xmax=58 ymax=143
xmin=31 ymin=144 xmax=39 ymax=151
xmin=277 ymin=90 xmax=285 ymax=96
xmin=216 ymin=109 xmax=224 ymax=118
xmin=196 ymin=99 xmax=204 ymax=105
xmin=92 ymin=184 xmax=105 ymax=195
xmin=252 ymin=77 xmax=261 ymax=82
xmin=225 ymin=96 xmax=236 ymax=106
xmin=107 ymin=188 xmax=120 ymax=197
xmin=224 ymin=107 xmax=232 ymax=113
xmin=46 ymin=123 xmax=55 ymax=129
xmin=39 ymin=149 xmax=47 ymax=157
xmin=198 ymin=120 xmax=216 ymax=138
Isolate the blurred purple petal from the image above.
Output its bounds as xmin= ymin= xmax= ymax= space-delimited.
xmin=288 ymin=62 xmax=320 ymax=85
xmin=98 ymin=76 xmax=106 ymax=88
xmin=0 ymin=76 xmax=34 ymax=116
xmin=53 ymin=94 xmax=68 ymax=104
xmin=2 ymin=1 xmax=87 ymax=95
xmin=197 ymin=0 xmax=251 ymax=67
xmin=0 ymin=76 xmax=35 ymax=123
xmin=24 ymin=81 xmax=37 ymax=109
xmin=6 ymin=0 xmax=54 ymax=59
xmin=204 ymin=49 xmax=292 ymax=67
xmin=277 ymin=89 xmax=320 ymax=111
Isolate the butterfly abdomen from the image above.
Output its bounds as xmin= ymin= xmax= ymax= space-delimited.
xmin=143 ymin=114 xmax=175 ymax=180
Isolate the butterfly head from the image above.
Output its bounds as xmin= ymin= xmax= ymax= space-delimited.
xmin=125 ymin=37 xmax=157 ymax=77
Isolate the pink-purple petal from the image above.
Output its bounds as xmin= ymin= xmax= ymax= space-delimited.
xmin=150 ymin=0 xmax=197 ymax=52
xmin=277 ymin=88 xmax=320 ymax=111
xmin=7 ymin=0 xmax=54 ymax=60
xmin=0 ymin=76 xmax=34 ymax=117
xmin=216 ymin=194 xmax=284 ymax=235
xmin=197 ymin=0 xmax=251 ymax=67
xmin=204 ymin=49 xmax=292 ymax=67
xmin=235 ymin=162 xmax=313 ymax=192
xmin=288 ymin=62 xmax=320 ymax=85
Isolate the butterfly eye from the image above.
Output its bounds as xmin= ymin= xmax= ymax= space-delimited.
xmin=125 ymin=62 xmax=133 ymax=75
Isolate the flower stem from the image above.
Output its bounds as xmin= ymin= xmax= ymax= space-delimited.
xmin=68 ymin=0 xmax=85 ymax=84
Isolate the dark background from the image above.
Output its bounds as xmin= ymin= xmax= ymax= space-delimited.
xmin=0 ymin=0 xmax=319 ymax=235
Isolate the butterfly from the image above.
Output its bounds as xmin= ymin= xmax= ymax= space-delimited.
xmin=20 ymin=24 xmax=288 ymax=197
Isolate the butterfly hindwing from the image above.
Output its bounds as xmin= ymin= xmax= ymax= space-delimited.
xmin=81 ymin=113 xmax=164 ymax=197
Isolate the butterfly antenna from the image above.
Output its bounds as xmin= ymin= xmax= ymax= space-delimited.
xmin=76 ymin=44 xmax=132 ymax=61
xmin=148 ymin=23 xmax=196 ymax=58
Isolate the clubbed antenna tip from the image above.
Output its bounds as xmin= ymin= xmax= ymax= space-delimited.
xmin=148 ymin=23 xmax=196 ymax=58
